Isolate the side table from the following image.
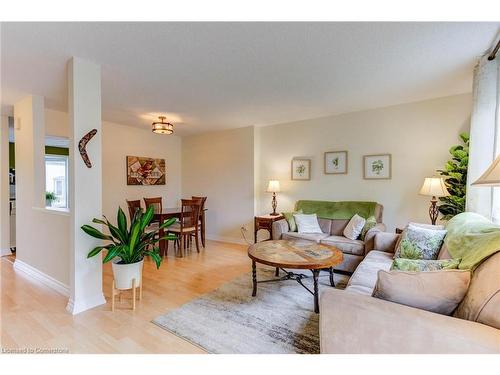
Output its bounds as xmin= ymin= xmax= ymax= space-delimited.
xmin=254 ymin=214 xmax=284 ymax=243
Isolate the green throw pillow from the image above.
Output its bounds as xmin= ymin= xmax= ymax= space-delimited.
xmin=360 ymin=216 xmax=377 ymax=240
xmin=282 ymin=210 xmax=303 ymax=232
xmin=394 ymin=224 xmax=447 ymax=260
xmin=391 ymin=258 xmax=460 ymax=272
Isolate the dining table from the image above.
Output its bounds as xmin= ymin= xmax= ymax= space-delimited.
xmin=154 ymin=207 xmax=207 ymax=257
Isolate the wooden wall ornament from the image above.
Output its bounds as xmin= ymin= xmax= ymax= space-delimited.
xmin=78 ymin=129 xmax=98 ymax=168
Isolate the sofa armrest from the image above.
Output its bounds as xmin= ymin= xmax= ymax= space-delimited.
xmin=272 ymin=219 xmax=289 ymax=240
xmin=364 ymin=223 xmax=386 ymax=254
xmin=320 ymin=288 xmax=500 ymax=354
xmin=373 ymin=232 xmax=399 ymax=253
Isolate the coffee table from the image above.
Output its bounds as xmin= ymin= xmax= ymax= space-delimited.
xmin=248 ymin=240 xmax=343 ymax=313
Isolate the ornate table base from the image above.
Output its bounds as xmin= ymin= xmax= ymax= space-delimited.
xmin=251 ymin=261 xmax=334 ymax=313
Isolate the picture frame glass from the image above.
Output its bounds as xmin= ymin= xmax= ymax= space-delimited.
xmin=291 ymin=159 xmax=310 ymax=180
xmin=325 ymin=151 xmax=347 ymax=174
xmin=364 ymin=154 xmax=391 ymax=179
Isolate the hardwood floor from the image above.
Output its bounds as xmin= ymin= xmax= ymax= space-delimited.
xmin=1 ymin=240 xmax=251 ymax=353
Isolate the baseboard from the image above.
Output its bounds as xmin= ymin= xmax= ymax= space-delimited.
xmin=205 ymin=234 xmax=249 ymax=246
xmin=66 ymin=293 xmax=106 ymax=315
xmin=13 ymin=259 xmax=70 ymax=297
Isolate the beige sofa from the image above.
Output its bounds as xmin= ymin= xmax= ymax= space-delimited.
xmin=272 ymin=203 xmax=385 ymax=272
xmin=320 ymin=231 xmax=500 ymax=353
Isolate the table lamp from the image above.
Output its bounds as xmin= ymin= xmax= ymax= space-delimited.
xmin=471 ymin=155 xmax=500 ymax=186
xmin=419 ymin=177 xmax=450 ymax=225
xmin=266 ymin=180 xmax=280 ymax=216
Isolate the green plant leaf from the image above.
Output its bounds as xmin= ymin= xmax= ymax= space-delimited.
xmin=117 ymin=207 xmax=128 ymax=241
xmin=159 ymin=217 xmax=176 ymax=229
xmin=140 ymin=205 xmax=155 ymax=232
xmin=87 ymin=245 xmax=109 ymax=258
xmin=81 ymin=225 xmax=113 ymax=241
xmin=102 ymin=245 xmax=123 ymax=263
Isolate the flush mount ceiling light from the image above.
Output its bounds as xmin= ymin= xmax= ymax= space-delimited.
xmin=152 ymin=116 xmax=174 ymax=135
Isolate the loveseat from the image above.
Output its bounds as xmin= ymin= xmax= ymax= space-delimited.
xmin=272 ymin=200 xmax=386 ymax=272
xmin=319 ymin=226 xmax=500 ymax=353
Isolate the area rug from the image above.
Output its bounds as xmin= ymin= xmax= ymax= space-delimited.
xmin=152 ymin=268 xmax=348 ymax=354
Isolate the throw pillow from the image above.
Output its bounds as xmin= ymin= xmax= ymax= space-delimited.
xmin=360 ymin=216 xmax=377 ymax=240
xmin=294 ymin=213 xmax=323 ymax=234
xmin=372 ymin=269 xmax=471 ymax=315
xmin=343 ymin=214 xmax=366 ymax=240
xmin=394 ymin=224 xmax=447 ymax=260
xmin=391 ymin=258 xmax=460 ymax=272
xmin=282 ymin=210 xmax=303 ymax=232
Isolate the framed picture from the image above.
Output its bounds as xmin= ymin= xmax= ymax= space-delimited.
xmin=291 ymin=158 xmax=311 ymax=180
xmin=126 ymin=156 xmax=166 ymax=185
xmin=363 ymin=154 xmax=392 ymax=180
xmin=324 ymin=151 xmax=348 ymax=174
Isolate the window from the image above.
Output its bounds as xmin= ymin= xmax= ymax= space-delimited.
xmin=45 ymin=155 xmax=68 ymax=209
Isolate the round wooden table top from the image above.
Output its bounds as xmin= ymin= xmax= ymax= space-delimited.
xmin=248 ymin=240 xmax=343 ymax=270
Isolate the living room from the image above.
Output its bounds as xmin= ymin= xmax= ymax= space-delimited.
xmin=1 ymin=1 xmax=499 ymax=373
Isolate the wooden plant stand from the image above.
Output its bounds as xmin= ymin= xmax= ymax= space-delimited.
xmin=111 ymin=277 xmax=142 ymax=311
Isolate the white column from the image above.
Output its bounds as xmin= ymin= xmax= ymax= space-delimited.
xmin=466 ymin=56 xmax=500 ymax=221
xmin=66 ymin=57 xmax=105 ymax=314
xmin=0 ymin=116 xmax=10 ymax=255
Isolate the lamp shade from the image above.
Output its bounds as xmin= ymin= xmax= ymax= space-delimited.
xmin=419 ymin=177 xmax=450 ymax=197
xmin=266 ymin=180 xmax=280 ymax=193
xmin=472 ymin=155 xmax=500 ymax=186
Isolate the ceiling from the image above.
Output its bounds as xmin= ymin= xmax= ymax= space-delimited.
xmin=1 ymin=22 xmax=499 ymax=136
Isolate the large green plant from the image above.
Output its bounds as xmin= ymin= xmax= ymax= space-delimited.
xmin=81 ymin=206 xmax=176 ymax=268
xmin=437 ymin=132 xmax=469 ymax=221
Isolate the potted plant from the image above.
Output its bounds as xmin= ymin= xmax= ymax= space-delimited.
xmin=81 ymin=206 xmax=176 ymax=290
xmin=46 ymin=191 xmax=58 ymax=207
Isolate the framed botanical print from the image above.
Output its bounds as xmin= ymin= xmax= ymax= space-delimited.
xmin=363 ymin=154 xmax=392 ymax=180
xmin=324 ymin=151 xmax=348 ymax=174
xmin=291 ymin=158 xmax=311 ymax=180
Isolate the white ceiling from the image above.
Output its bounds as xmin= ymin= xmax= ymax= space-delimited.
xmin=1 ymin=22 xmax=499 ymax=135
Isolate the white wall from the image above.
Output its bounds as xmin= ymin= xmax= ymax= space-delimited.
xmin=182 ymin=126 xmax=255 ymax=244
xmin=256 ymin=94 xmax=472 ymax=231
xmin=1 ymin=116 xmax=11 ymax=255
xmin=102 ymin=120 xmax=182 ymax=219
xmin=14 ymin=96 xmax=70 ymax=287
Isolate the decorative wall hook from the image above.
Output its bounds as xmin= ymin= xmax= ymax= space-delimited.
xmin=78 ymin=129 xmax=97 ymax=168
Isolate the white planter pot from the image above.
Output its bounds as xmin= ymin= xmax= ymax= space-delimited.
xmin=112 ymin=259 xmax=144 ymax=290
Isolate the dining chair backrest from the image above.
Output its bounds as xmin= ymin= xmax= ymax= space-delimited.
xmin=143 ymin=197 xmax=162 ymax=214
xmin=192 ymin=196 xmax=207 ymax=211
xmin=126 ymin=199 xmax=142 ymax=219
xmin=180 ymin=199 xmax=202 ymax=230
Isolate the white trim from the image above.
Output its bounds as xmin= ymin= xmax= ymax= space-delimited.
xmin=205 ymin=234 xmax=248 ymax=246
xmin=32 ymin=206 xmax=70 ymax=216
xmin=13 ymin=259 xmax=70 ymax=296
xmin=1 ymin=247 xmax=12 ymax=256
xmin=66 ymin=293 xmax=106 ymax=315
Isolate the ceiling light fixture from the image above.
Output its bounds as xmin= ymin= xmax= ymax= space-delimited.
xmin=152 ymin=116 xmax=174 ymax=135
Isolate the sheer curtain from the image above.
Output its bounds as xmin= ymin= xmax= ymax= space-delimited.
xmin=466 ymin=54 xmax=500 ymax=223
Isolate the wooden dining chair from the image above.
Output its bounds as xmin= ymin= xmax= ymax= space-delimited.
xmin=192 ymin=196 xmax=207 ymax=247
xmin=168 ymin=199 xmax=202 ymax=257
xmin=143 ymin=197 xmax=162 ymax=214
xmin=126 ymin=199 xmax=142 ymax=220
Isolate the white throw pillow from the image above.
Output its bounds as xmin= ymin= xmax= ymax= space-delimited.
xmin=293 ymin=214 xmax=323 ymax=234
xmin=343 ymin=214 xmax=366 ymax=240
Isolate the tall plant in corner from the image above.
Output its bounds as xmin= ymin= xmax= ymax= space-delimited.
xmin=437 ymin=132 xmax=469 ymax=221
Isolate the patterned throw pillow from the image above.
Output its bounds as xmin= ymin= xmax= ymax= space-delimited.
xmin=391 ymin=258 xmax=460 ymax=272
xmin=282 ymin=210 xmax=303 ymax=232
xmin=360 ymin=216 xmax=377 ymax=240
xmin=394 ymin=224 xmax=447 ymax=260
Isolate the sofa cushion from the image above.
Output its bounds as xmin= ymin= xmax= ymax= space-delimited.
xmin=318 ymin=218 xmax=332 ymax=235
xmin=330 ymin=219 xmax=349 ymax=235
xmin=282 ymin=231 xmax=329 ymax=243
xmin=394 ymin=224 xmax=447 ymax=260
xmin=321 ymin=235 xmax=365 ymax=256
xmin=294 ymin=213 xmax=323 ymax=233
xmin=345 ymin=250 xmax=393 ymax=295
xmin=282 ymin=210 xmax=302 ymax=232
xmin=454 ymin=251 xmax=500 ymax=329
xmin=373 ymin=269 xmax=471 ymax=315
xmin=343 ymin=214 xmax=366 ymax=240
xmin=391 ymin=258 xmax=460 ymax=272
